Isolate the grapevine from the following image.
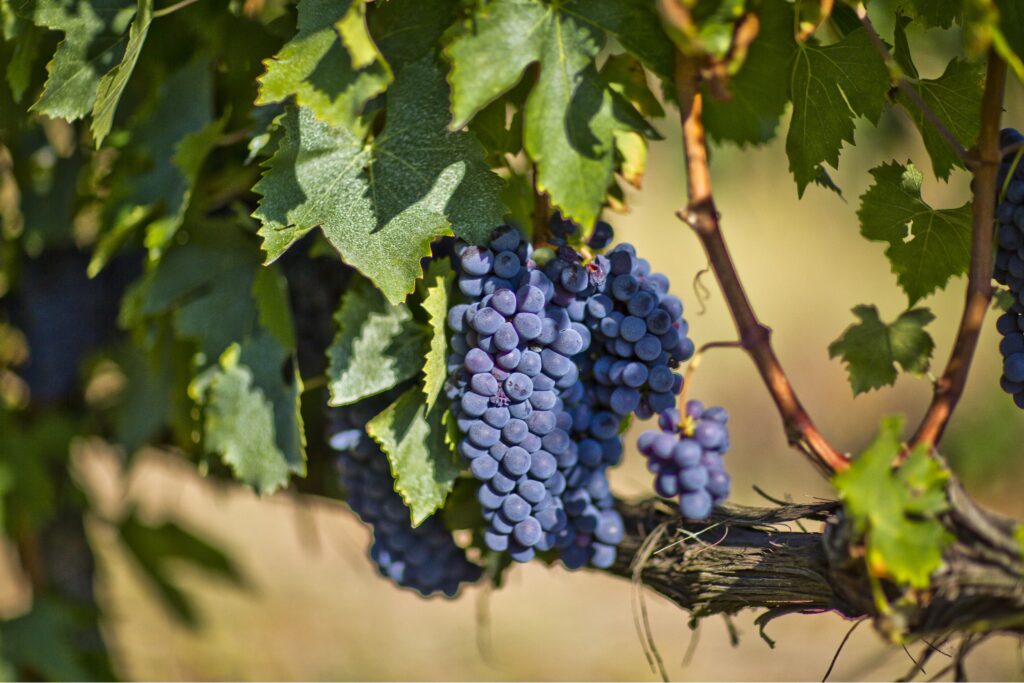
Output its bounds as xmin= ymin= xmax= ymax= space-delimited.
xmin=0 ymin=0 xmax=1023 ymax=678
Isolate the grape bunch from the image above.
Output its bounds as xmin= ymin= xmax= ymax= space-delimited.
xmin=637 ymin=400 xmax=731 ymax=520
xmin=993 ymin=128 xmax=1024 ymax=408
xmin=328 ymin=401 xmax=482 ymax=597
xmin=446 ymin=226 xmax=581 ymax=563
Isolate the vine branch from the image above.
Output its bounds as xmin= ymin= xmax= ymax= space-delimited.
xmin=910 ymin=51 xmax=1007 ymax=448
xmin=608 ymin=491 xmax=1024 ymax=647
xmin=672 ymin=51 xmax=848 ymax=476
xmin=854 ymin=4 xmax=969 ymax=164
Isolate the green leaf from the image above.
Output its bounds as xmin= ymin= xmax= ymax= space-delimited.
xmin=366 ymin=386 xmax=460 ymax=525
xmin=253 ymin=56 xmax=504 ymax=303
xmin=368 ymin=0 xmax=458 ymax=72
xmin=444 ymin=0 xmax=654 ymax=227
xmin=5 ymin=20 xmax=42 ymax=101
xmin=420 ymin=259 xmax=452 ymax=411
xmin=1015 ymin=524 xmax=1024 ymax=560
xmin=257 ymin=0 xmax=392 ymax=128
xmin=118 ymin=510 xmax=244 ymax=627
xmin=600 ymin=53 xmax=664 ymax=119
xmin=909 ymin=0 xmax=963 ymax=29
xmin=22 ymin=0 xmax=136 ymax=120
xmin=90 ymin=59 xmax=220 ymax=272
xmin=892 ymin=13 xmax=918 ymax=79
xmin=995 ymin=0 xmax=1024 ymax=76
xmin=894 ymin=41 xmax=983 ymax=180
xmin=786 ymin=28 xmax=889 ymax=195
xmin=139 ymin=226 xmax=262 ymax=360
xmin=1 ymin=598 xmax=102 ymax=681
xmin=90 ymin=0 xmax=152 ymax=146
xmin=252 ymin=266 xmax=297 ymax=352
xmin=703 ymin=0 xmax=796 ymax=146
xmin=327 ymin=276 xmax=427 ymax=406
xmin=829 ymin=305 xmax=935 ymax=395
xmin=834 ymin=415 xmax=952 ymax=589
xmin=192 ymin=340 xmax=305 ymax=494
xmin=858 ymin=162 xmax=972 ymax=304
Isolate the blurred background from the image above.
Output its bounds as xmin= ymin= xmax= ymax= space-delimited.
xmin=3 ymin=14 xmax=1024 ymax=683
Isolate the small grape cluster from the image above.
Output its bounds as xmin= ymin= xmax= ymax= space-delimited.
xmin=637 ymin=400 xmax=731 ymax=520
xmin=328 ymin=403 xmax=482 ymax=597
xmin=994 ymin=128 xmax=1024 ymax=408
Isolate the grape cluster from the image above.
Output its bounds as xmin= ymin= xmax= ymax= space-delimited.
xmin=328 ymin=402 xmax=482 ymax=597
xmin=994 ymin=128 xmax=1024 ymax=408
xmin=637 ymin=400 xmax=731 ymax=519
xmin=446 ymin=227 xmax=582 ymax=563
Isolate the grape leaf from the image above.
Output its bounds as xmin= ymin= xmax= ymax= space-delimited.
xmin=829 ymin=305 xmax=935 ymax=395
xmin=90 ymin=0 xmax=151 ymax=146
xmin=192 ymin=339 xmax=305 ymax=494
xmin=368 ymin=0 xmax=457 ymax=72
xmin=21 ymin=0 xmax=136 ymax=120
xmin=858 ymin=162 xmax=972 ymax=304
xmin=256 ymin=0 xmax=391 ymax=128
xmin=253 ymin=56 xmax=504 ymax=303
xmin=994 ymin=0 xmax=1024 ymax=80
xmin=703 ymin=0 xmax=796 ymax=146
xmin=892 ymin=13 xmax=918 ymax=79
xmin=90 ymin=59 xmax=221 ymax=272
xmin=139 ymin=227 xmax=261 ymax=360
xmin=366 ymin=386 xmax=460 ymax=525
xmin=5 ymin=20 xmax=42 ymax=101
xmin=787 ymin=28 xmax=889 ymax=195
xmin=893 ymin=20 xmax=983 ymax=180
xmin=708 ymin=0 xmax=794 ymax=145
xmin=834 ymin=415 xmax=952 ymax=589
xmin=251 ymin=266 xmax=296 ymax=351
xmin=327 ymin=276 xmax=427 ymax=406
xmin=420 ymin=259 xmax=452 ymax=411
xmin=444 ymin=0 xmax=655 ymax=228
xmin=0 ymin=598 xmax=105 ymax=681
xmin=909 ymin=0 xmax=963 ymax=29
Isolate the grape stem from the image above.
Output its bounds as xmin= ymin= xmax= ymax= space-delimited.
xmin=854 ymin=4 xmax=969 ymax=166
xmin=680 ymin=340 xmax=743 ymax=404
xmin=672 ymin=51 xmax=849 ymax=477
xmin=909 ymin=51 xmax=1008 ymax=449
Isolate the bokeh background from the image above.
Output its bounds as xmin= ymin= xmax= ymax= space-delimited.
xmin=4 ymin=18 xmax=1024 ymax=683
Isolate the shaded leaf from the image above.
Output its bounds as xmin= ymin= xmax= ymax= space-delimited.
xmin=858 ymin=161 xmax=972 ymax=304
xmin=366 ymin=386 xmax=460 ymax=525
xmin=829 ymin=305 xmax=935 ymax=395
xmin=909 ymin=0 xmax=963 ymax=29
xmin=704 ymin=0 xmax=796 ymax=146
xmin=327 ymin=276 xmax=427 ymax=405
xmin=787 ymin=28 xmax=889 ymax=195
xmin=894 ymin=41 xmax=983 ymax=179
xmin=191 ymin=340 xmax=305 ymax=494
